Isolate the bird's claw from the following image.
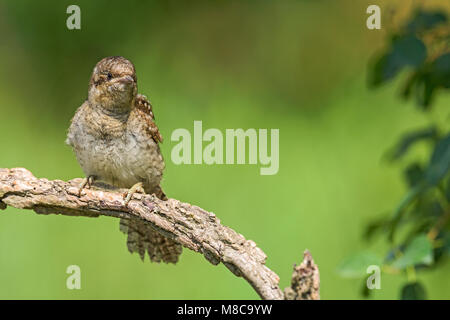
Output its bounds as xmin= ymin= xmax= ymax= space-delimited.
xmin=77 ymin=175 xmax=95 ymax=197
xmin=124 ymin=182 xmax=145 ymax=205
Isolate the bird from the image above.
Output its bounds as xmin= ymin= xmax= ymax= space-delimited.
xmin=66 ymin=56 xmax=182 ymax=263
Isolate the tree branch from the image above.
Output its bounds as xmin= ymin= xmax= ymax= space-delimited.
xmin=0 ymin=168 xmax=319 ymax=300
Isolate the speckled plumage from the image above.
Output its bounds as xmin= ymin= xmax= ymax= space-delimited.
xmin=66 ymin=56 xmax=182 ymax=263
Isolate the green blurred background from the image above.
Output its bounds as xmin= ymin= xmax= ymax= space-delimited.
xmin=0 ymin=0 xmax=449 ymax=299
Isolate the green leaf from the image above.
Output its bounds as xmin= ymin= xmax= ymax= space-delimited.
xmin=404 ymin=163 xmax=424 ymax=187
xmin=406 ymin=10 xmax=447 ymax=34
xmin=404 ymin=53 xmax=450 ymax=108
xmin=337 ymin=252 xmax=382 ymax=278
xmin=444 ymin=243 xmax=450 ymax=256
xmin=402 ymin=71 xmax=420 ymax=99
xmin=369 ymin=35 xmax=427 ymax=87
xmin=360 ymin=278 xmax=372 ymax=298
xmin=401 ymin=282 xmax=427 ymax=300
xmin=390 ymin=135 xmax=450 ymax=240
xmin=388 ymin=185 xmax=423 ymax=241
xmin=415 ymin=73 xmax=436 ymax=108
xmin=391 ymin=234 xmax=433 ymax=269
xmin=433 ymin=232 xmax=450 ymax=264
xmin=431 ymin=53 xmax=450 ymax=89
xmin=364 ymin=216 xmax=390 ymax=241
xmin=390 ymin=35 xmax=427 ymax=68
xmin=369 ymin=53 xmax=392 ymax=87
xmin=388 ymin=126 xmax=438 ymax=161
xmin=425 ymin=134 xmax=450 ymax=186
xmin=446 ymin=178 xmax=450 ymax=202
xmin=441 ymin=232 xmax=450 ymax=255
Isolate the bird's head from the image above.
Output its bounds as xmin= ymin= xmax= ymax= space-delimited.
xmin=88 ymin=56 xmax=137 ymax=112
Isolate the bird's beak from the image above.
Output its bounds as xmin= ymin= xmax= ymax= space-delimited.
xmin=118 ymin=75 xmax=134 ymax=85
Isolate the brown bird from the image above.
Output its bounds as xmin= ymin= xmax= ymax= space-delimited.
xmin=66 ymin=56 xmax=182 ymax=263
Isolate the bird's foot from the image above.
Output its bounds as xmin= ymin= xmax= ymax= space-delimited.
xmin=77 ymin=175 xmax=95 ymax=197
xmin=124 ymin=182 xmax=145 ymax=205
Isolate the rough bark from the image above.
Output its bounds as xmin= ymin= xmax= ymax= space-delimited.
xmin=284 ymin=250 xmax=320 ymax=300
xmin=0 ymin=167 xmax=319 ymax=300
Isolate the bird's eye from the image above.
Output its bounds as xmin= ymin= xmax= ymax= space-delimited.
xmin=107 ymin=72 xmax=113 ymax=80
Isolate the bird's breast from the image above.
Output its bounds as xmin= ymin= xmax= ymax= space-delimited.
xmin=68 ymin=116 xmax=164 ymax=191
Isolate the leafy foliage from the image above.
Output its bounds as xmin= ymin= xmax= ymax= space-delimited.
xmin=386 ymin=126 xmax=438 ymax=161
xmin=390 ymin=234 xmax=433 ymax=269
xmin=401 ymin=282 xmax=427 ymax=300
xmin=369 ymin=8 xmax=449 ymax=108
xmin=337 ymin=252 xmax=382 ymax=278
xmin=340 ymin=7 xmax=450 ymax=300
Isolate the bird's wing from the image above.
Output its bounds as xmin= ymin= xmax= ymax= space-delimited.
xmin=134 ymin=94 xmax=163 ymax=143
xmin=124 ymin=96 xmax=183 ymax=263
xmin=66 ymin=100 xmax=89 ymax=147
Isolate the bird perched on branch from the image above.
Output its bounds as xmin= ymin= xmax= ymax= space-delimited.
xmin=66 ymin=56 xmax=182 ymax=263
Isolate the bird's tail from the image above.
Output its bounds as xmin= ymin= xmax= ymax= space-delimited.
xmin=119 ymin=185 xmax=182 ymax=263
